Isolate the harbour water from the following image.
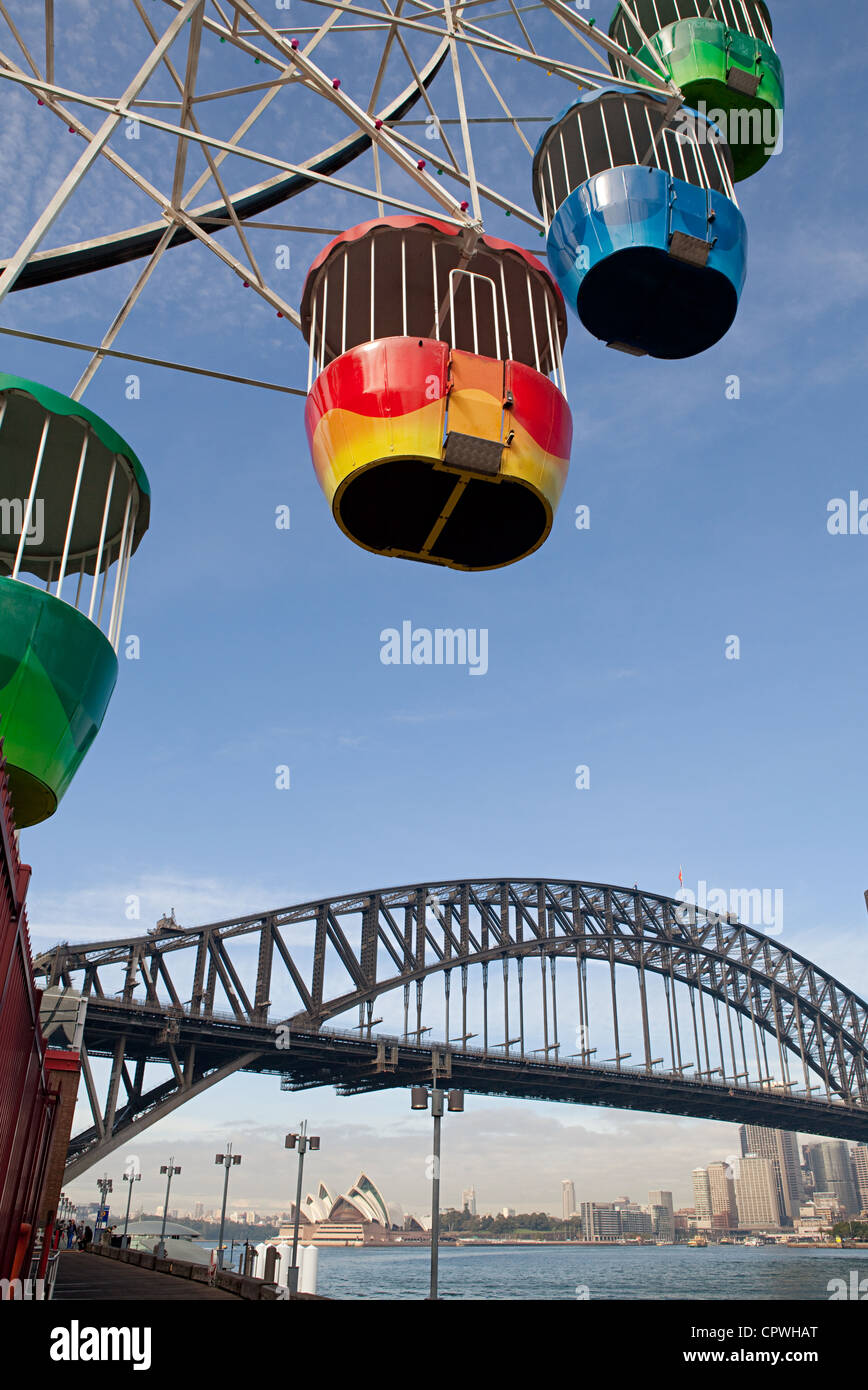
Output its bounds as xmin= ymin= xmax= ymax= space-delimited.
xmin=311 ymin=1244 xmax=868 ymax=1301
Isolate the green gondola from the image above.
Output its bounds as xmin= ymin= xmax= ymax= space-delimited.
xmin=608 ymin=1 xmax=783 ymax=181
xmin=0 ymin=375 xmax=149 ymax=826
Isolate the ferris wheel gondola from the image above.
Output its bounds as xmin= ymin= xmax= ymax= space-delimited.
xmin=607 ymin=1 xmax=783 ymax=182
xmin=301 ymin=217 xmax=571 ymax=569
xmin=533 ymin=89 xmax=747 ymax=358
xmin=0 ymin=376 xmax=149 ymax=825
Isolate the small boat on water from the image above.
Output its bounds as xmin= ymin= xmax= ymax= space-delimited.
xmin=687 ymin=1236 xmax=708 ymax=1247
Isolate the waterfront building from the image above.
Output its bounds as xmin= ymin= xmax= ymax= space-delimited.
xmin=803 ymin=1142 xmax=859 ymax=1217
xmin=674 ymin=1210 xmax=693 ymax=1237
xmin=734 ymin=1156 xmax=781 ymax=1229
xmin=562 ymin=1180 xmax=576 ymax=1221
xmin=739 ymin=1126 xmax=803 ymax=1223
xmin=794 ymin=1198 xmax=846 ymax=1240
xmin=707 ymin=1162 xmax=738 ymax=1232
xmin=692 ymin=1169 xmax=713 ymax=1229
xmin=621 ymin=1209 xmax=653 ymax=1237
xmin=852 ymin=1144 xmax=868 ymax=1214
xmin=648 ymin=1190 xmax=675 ymax=1241
xmin=278 ymin=1172 xmax=401 ymax=1246
xmin=580 ymin=1202 xmax=622 ymax=1242
xmin=462 ymin=1187 xmax=477 ymax=1216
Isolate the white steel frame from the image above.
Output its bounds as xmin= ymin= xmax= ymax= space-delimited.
xmin=0 ymin=0 xmax=686 ymax=404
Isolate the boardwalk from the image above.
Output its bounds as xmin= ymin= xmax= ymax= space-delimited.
xmin=53 ymin=1251 xmax=242 ymax=1301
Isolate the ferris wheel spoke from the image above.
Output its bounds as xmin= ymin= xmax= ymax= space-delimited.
xmin=0 ymin=50 xmax=306 ymax=325
xmin=233 ymin=0 xmax=473 ymax=224
xmin=463 ymin=38 xmax=535 ymax=156
xmin=367 ymin=0 xmax=406 ymax=114
xmin=70 ymin=225 xmax=180 ymax=401
xmin=157 ymin=0 xmax=286 ymax=68
xmin=172 ymin=0 xmax=380 ymax=210
xmin=291 ymin=0 xmax=455 ymax=43
xmin=449 ymin=12 xmax=624 ymax=89
xmin=44 ymin=0 xmax=54 ymax=81
xmin=208 ymin=0 xmax=234 ymax=28
xmin=366 ymin=0 xmax=410 ymax=216
xmin=538 ymin=0 xmax=676 ymax=90
xmin=383 ymin=120 xmax=542 ymax=229
xmin=607 ymin=0 xmax=672 ymax=81
xmin=0 ymin=0 xmax=205 ymax=307
xmin=0 ymin=1 xmax=40 ymax=78
xmin=169 ymin=3 xmax=206 ymax=207
xmin=379 ymin=0 xmax=464 ymax=171
xmin=503 ymin=0 xmax=537 ymax=54
xmin=131 ymin=0 xmax=268 ymax=282
xmin=443 ymin=0 xmax=482 ymax=222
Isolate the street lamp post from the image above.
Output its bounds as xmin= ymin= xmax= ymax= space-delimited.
xmin=411 ymin=1080 xmax=464 ymax=1300
xmin=157 ymin=1158 xmax=181 ymax=1258
xmin=122 ymin=1168 xmax=141 ymax=1240
xmin=96 ymin=1175 xmax=113 ymax=1239
xmin=285 ymin=1121 xmax=320 ymax=1293
xmin=215 ymin=1145 xmax=242 ymax=1269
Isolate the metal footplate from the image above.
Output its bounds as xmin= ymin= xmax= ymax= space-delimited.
xmin=607 ymin=341 xmax=648 ymax=356
xmin=668 ymin=231 xmax=711 ymax=268
xmin=726 ymin=66 xmax=761 ymax=97
xmin=442 ymin=431 xmax=503 ymax=476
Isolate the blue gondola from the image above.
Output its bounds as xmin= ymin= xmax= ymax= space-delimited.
xmin=532 ymin=88 xmax=747 ymax=358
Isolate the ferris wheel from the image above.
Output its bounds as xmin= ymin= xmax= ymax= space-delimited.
xmin=0 ymin=0 xmax=783 ymax=826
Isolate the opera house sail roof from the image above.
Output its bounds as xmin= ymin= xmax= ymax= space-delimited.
xmin=293 ymin=1173 xmax=392 ymax=1228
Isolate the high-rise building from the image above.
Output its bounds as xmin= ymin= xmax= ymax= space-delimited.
xmin=692 ymin=1170 xmax=713 ymax=1229
xmin=580 ymin=1202 xmax=621 ymax=1242
xmin=739 ymin=1126 xmax=803 ymax=1223
xmin=803 ymin=1142 xmax=859 ymax=1217
xmin=461 ymin=1187 xmax=477 ymax=1216
xmin=734 ymin=1156 xmax=781 ymax=1230
xmin=562 ymin=1180 xmax=576 ymax=1221
xmin=707 ymin=1162 xmax=738 ymax=1231
xmin=621 ymin=1210 xmax=653 ymax=1237
xmin=648 ymin=1191 xmax=675 ymax=1241
xmin=852 ymin=1145 xmax=868 ymax=1214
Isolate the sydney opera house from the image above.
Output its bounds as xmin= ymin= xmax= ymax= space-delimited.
xmin=276 ymin=1173 xmax=429 ymax=1247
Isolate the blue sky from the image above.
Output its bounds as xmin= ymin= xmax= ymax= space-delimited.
xmin=1 ymin=1 xmax=867 ymax=1219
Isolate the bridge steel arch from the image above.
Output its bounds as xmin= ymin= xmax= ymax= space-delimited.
xmin=33 ymin=879 xmax=868 ymax=1179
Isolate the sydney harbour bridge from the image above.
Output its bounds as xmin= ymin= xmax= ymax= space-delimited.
xmin=32 ymin=878 xmax=868 ymax=1181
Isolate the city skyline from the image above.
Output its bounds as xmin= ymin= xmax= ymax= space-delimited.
xmin=62 ymin=1117 xmax=868 ymax=1225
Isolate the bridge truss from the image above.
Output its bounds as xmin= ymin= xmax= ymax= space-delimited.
xmin=33 ymin=879 xmax=868 ymax=1179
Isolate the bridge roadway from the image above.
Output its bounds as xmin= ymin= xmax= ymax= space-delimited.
xmin=79 ymin=996 xmax=868 ymax=1146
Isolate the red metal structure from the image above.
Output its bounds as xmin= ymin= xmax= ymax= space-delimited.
xmin=0 ymin=741 xmax=57 ymax=1282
